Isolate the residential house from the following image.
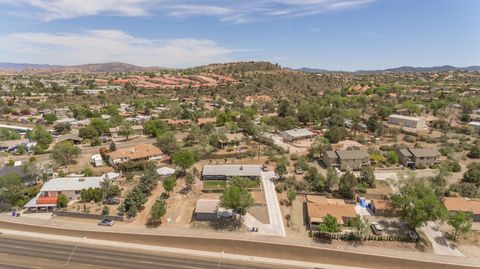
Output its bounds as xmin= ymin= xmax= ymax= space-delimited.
xmin=322 ymin=150 xmax=370 ymax=170
xmin=387 ymin=114 xmax=428 ymax=134
xmin=398 ymin=148 xmax=441 ymax=168
xmin=194 ymin=199 xmax=232 ymax=221
xmin=56 ymin=134 xmax=82 ymax=145
xmin=156 ymin=167 xmax=176 ymax=177
xmin=306 ymin=195 xmax=357 ymax=230
xmin=107 ymin=144 xmax=163 ymax=166
xmin=259 ymin=132 xmax=283 ymax=145
xmin=24 ymin=175 xmax=106 ymax=210
xmin=279 ymin=128 xmax=315 ymax=142
xmin=202 ymin=165 xmax=262 ymax=181
xmin=443 ymin=197 xmax=480 ymax=222
xmin=194 ymin=199 xmax=219 ymax=221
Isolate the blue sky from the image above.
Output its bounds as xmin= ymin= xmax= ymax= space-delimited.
xmin=0 ymin=0 xmax=478 ymax=70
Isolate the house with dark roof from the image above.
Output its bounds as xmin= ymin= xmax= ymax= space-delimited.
xmin=398 ymin=148 xmax=441 ymax=168
xmin=322 ymin=149 xmax=370 ymax=170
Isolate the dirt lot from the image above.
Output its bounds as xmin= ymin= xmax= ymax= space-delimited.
xmin=441 ymin=223 xmax=480 ymax=258
xmin=279 ymin=194 xmax=308 ymax=239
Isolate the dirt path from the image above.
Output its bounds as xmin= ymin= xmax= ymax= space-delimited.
xmin=126 ymin=183 xmax=165 ymax=227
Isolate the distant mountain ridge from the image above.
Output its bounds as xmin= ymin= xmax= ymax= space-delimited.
xmin=298 ymin=65 xmax=480 ymax=73
xmin=0 ymin=62 xmax=169 ymax=73
xmin=1 ymin=61 xmax=479 ymax=74
xmin=0 ymin=62 xmax=62 ymax=71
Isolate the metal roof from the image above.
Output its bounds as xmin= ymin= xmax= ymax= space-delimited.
xmin=202 ymin=165 xmax=262 ymax=177
xmin=281 ymin=128 xmax=314 ymax=138
xmin=398 ymin=149 xmax=412 ymax=157
xmin=409 ymin=148 xmax=440 ymax=158
xmin=40 ymin=176 xmax=104 ymax=192
xmin=336 ymin=150 xmax=369 ymax=160
xmin=195 ymin=199 xmax=219 ymax=214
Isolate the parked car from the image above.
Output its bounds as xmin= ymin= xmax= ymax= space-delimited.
xmin=295 ymin=168 xmax=304 ymax=175
xmin=405 ymin=230 xmax=418 ymax=240
xmin=370 ymin=222 xmax=383 ymax=235
xmin=103 ymin=197 xmax=120 ymax=205
xmin=98 ymin=219 xmax=114 ymax=226
xmin=262 ymin=165 xmax=269 ymax=172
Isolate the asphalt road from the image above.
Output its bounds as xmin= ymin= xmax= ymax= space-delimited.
xmin=0 ymin=235 xmax=301 ymax=269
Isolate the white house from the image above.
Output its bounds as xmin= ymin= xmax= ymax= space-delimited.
xmin=279 ymin=128 xmax=315 ymax=142
xmin=24 ymin=175 xmax=108 ymax=210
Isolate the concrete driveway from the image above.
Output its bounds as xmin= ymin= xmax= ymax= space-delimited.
xmin=420 ymin=221 xmax=465 ymax=257
xmin=249 ymin=171 xmax=285 ymax=237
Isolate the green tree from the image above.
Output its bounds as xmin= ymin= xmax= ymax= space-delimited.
xmin=358 ymin=165 xmax=375 ymax=188
xmin=391 ymin=180 xmax=446 ymax=228
xmin=467 ymin=146 xmax=480 ymax=159
xmin=43 ymin=113 xmax=58 ymax=124
xmin=28 ymin=126 xmax=53 ymax=150
xmin=102 ymin=206 xmax=110 ymax=215
xmin=339 ymin=171 xmax=357 ymax=199
xmin=172 ymin=148 xmax=196 ymax=172
xmin=184 ymin=172 xmax=195 ymax=188
xmin=352 ymin=215 xmax=369 ymax=239
xmin=287 ymin=188 xmax=296 ymax=206
xmin=448 ymin=211 xmax=473 ymax=240
xmin=318 ymin=214 xmax=341 ymax=233
xmin=463 ymin=163 xmax=480 ymax=188
xmin=79 ymin=126 xmax=99 ymax=140
xmin=0 ymin=173 xmax=25 ymax=205
xmin=150 ymin=200 xmax=166 ymax=224
xmin=326 ymin=167 xmax=339 ymax=191
xmin=53 ymin=123 xmax=71 ymax=135
xmin=118 ymin=123 xmax=135 ymax=140
xmin=304 ymin=167 xmax=326 ymax=192
xmin=57 ymin=194 xmax=68 ymax=208
xmin=156 ymin=131 xmax=178 ymax=155
xmin=51 ymin=142 xmax=81 ymax=166
xmin=79 ymin=167 xmax=93 ymax=177
xmin=220 ymin=185 xmax=254 ymax=219
xmin=163 ymin=176 xmax=176 ymax=193
xmin=144 ymin=119 xmax=168 ymax=137
xmin=275 ymin=162 xmax=287 ymax=179
xmin=90 ymin=118 xmax=110 ymax=136
xmin=325 ymin=127 xmax=349 ymax=143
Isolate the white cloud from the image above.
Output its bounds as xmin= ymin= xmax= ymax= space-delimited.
xmin=3 ymin=0 xmax=375 ymax=22
xmin=0 ymin=30 xmax=240 ymax=67
xmin=7 ymin=0 xmax=150 ymax=20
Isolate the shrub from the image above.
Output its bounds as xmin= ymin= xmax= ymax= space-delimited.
xmin=57 ymin=194 xmax=68 ymax=208
xmin=102 ymin=206 xmax=110 ymax=215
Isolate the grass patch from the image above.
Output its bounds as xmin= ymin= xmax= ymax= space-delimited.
xmin=203 ymin=180 xmax=227 ymax=189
